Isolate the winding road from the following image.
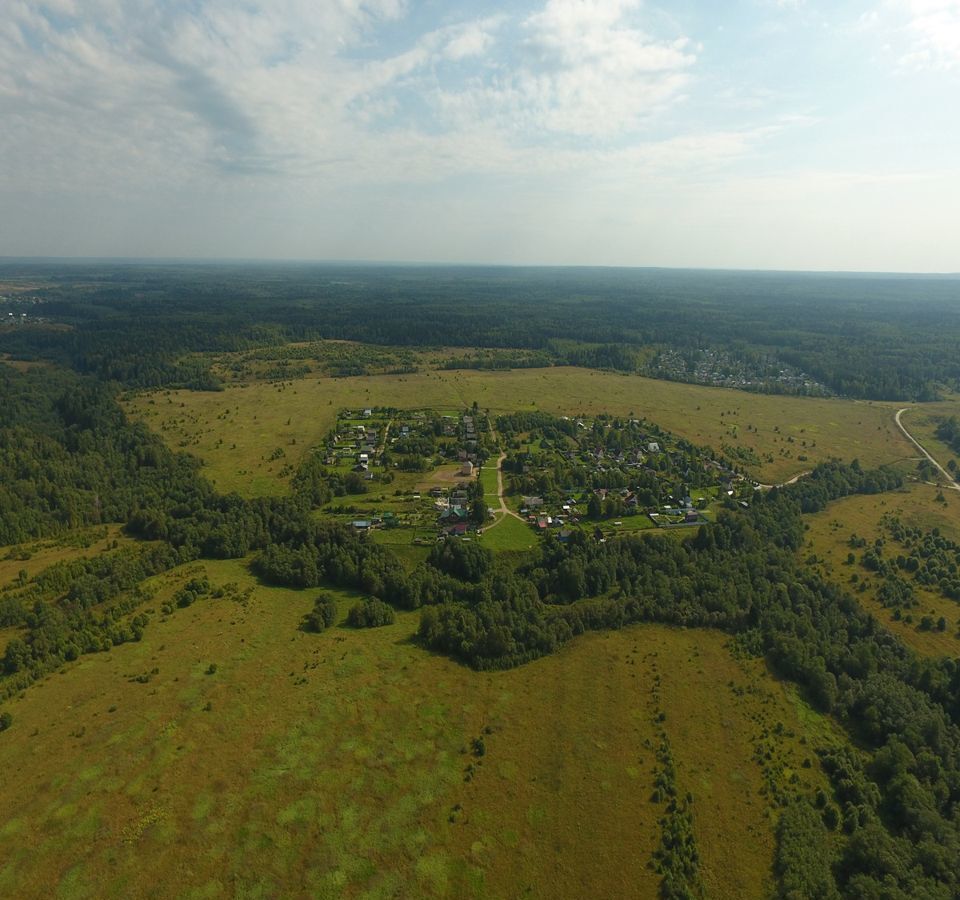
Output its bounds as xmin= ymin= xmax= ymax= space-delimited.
xmin=895 ymin=407 xmax=960 ymax=492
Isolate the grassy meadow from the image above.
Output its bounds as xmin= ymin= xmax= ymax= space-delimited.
xmin=0 ymin=557 xmax=836 ymax=899
xmin=124 ymin=366 xmax=913 ymax=498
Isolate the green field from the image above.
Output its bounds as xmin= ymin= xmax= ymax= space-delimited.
xmin=476 ymin=514 xmax=537 ymax=552
xmin=478 ymin=463 xmax=499 ymax=499
xmin=0 ymin=557 xmax=836 ymax=899
xmin=125 ymin=366 xmax=912 ymax=498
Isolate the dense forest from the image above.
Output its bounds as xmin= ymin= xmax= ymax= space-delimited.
xmin=2 ymin=262 xmax=960 ymax=399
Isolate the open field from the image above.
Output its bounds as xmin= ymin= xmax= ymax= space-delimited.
xmin=124 ymin=366 xmax=913 ymax=498
xmin=413 ymin=464 xmax=473 ymax=492
xmin=0 ymin=558 xmax=835 ymax=899
xmin=806 ymin=482 xmax=960 ymax=657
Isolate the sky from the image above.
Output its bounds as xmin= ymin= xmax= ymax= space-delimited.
xmin=1 ymin=0 xmax=958 ymax=271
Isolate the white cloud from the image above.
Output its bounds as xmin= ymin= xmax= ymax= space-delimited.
xmin=0 ymin=0 xmax=712 ymax=197
xmin=515 ymin=0 xmax=695 ymax=136
xmin=880 ymin=0 xmax=960 ymax=70
xmin=1 ymin=0 xmax=828 ymax=264
xmin=443 ymin=21 xmax=500 ymax=61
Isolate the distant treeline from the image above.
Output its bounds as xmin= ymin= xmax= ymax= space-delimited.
xmin=2 ymin=263 xmax=959 ymax=399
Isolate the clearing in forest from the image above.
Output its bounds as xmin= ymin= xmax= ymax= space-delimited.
xmin=124 ymin=365 xmax=911 ymax=497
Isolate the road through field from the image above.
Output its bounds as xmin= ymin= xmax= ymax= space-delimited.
xmin=895 ymin=408 xmax=960 ymax=491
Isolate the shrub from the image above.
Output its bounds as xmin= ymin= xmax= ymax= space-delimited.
xmin=346 ymin=598 xmax=395 ymax=628
xmin=302 ymin=593 xmax=339 ymax=632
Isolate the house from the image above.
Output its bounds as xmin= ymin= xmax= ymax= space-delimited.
xmin=352 ymin=520 xmax=371 ymax=530
xmin=445 ymin=522 xmax=468 ymax=537
xmin=522 ymin=496 xmax=544 ymax=509
xmin=647 ymin=441 xmax=661 ymax=453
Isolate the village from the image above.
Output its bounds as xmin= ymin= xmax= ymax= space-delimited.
xmin=314 ymin=406 xmax=493 ymax=541
xmin=649 ymin=346 xmax=828 ymax=395
xmin=496 ymin=411 xmax=742 ymax=537
xmin=310 ymin=406 xmax=745 ymax=548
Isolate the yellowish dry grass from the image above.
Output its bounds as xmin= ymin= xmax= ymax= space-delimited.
xmin=124 ymin=367 xmax=912 ymax=497
xmin=0 ymin=558 xmax=834 ymax=899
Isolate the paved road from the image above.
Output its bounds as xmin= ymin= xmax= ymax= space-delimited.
xmin=895 ymin=407 xmax=960 ymax=491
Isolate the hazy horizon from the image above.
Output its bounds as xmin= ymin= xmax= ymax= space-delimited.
xmin=3 ymin=256 xmax=959 ymax=280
